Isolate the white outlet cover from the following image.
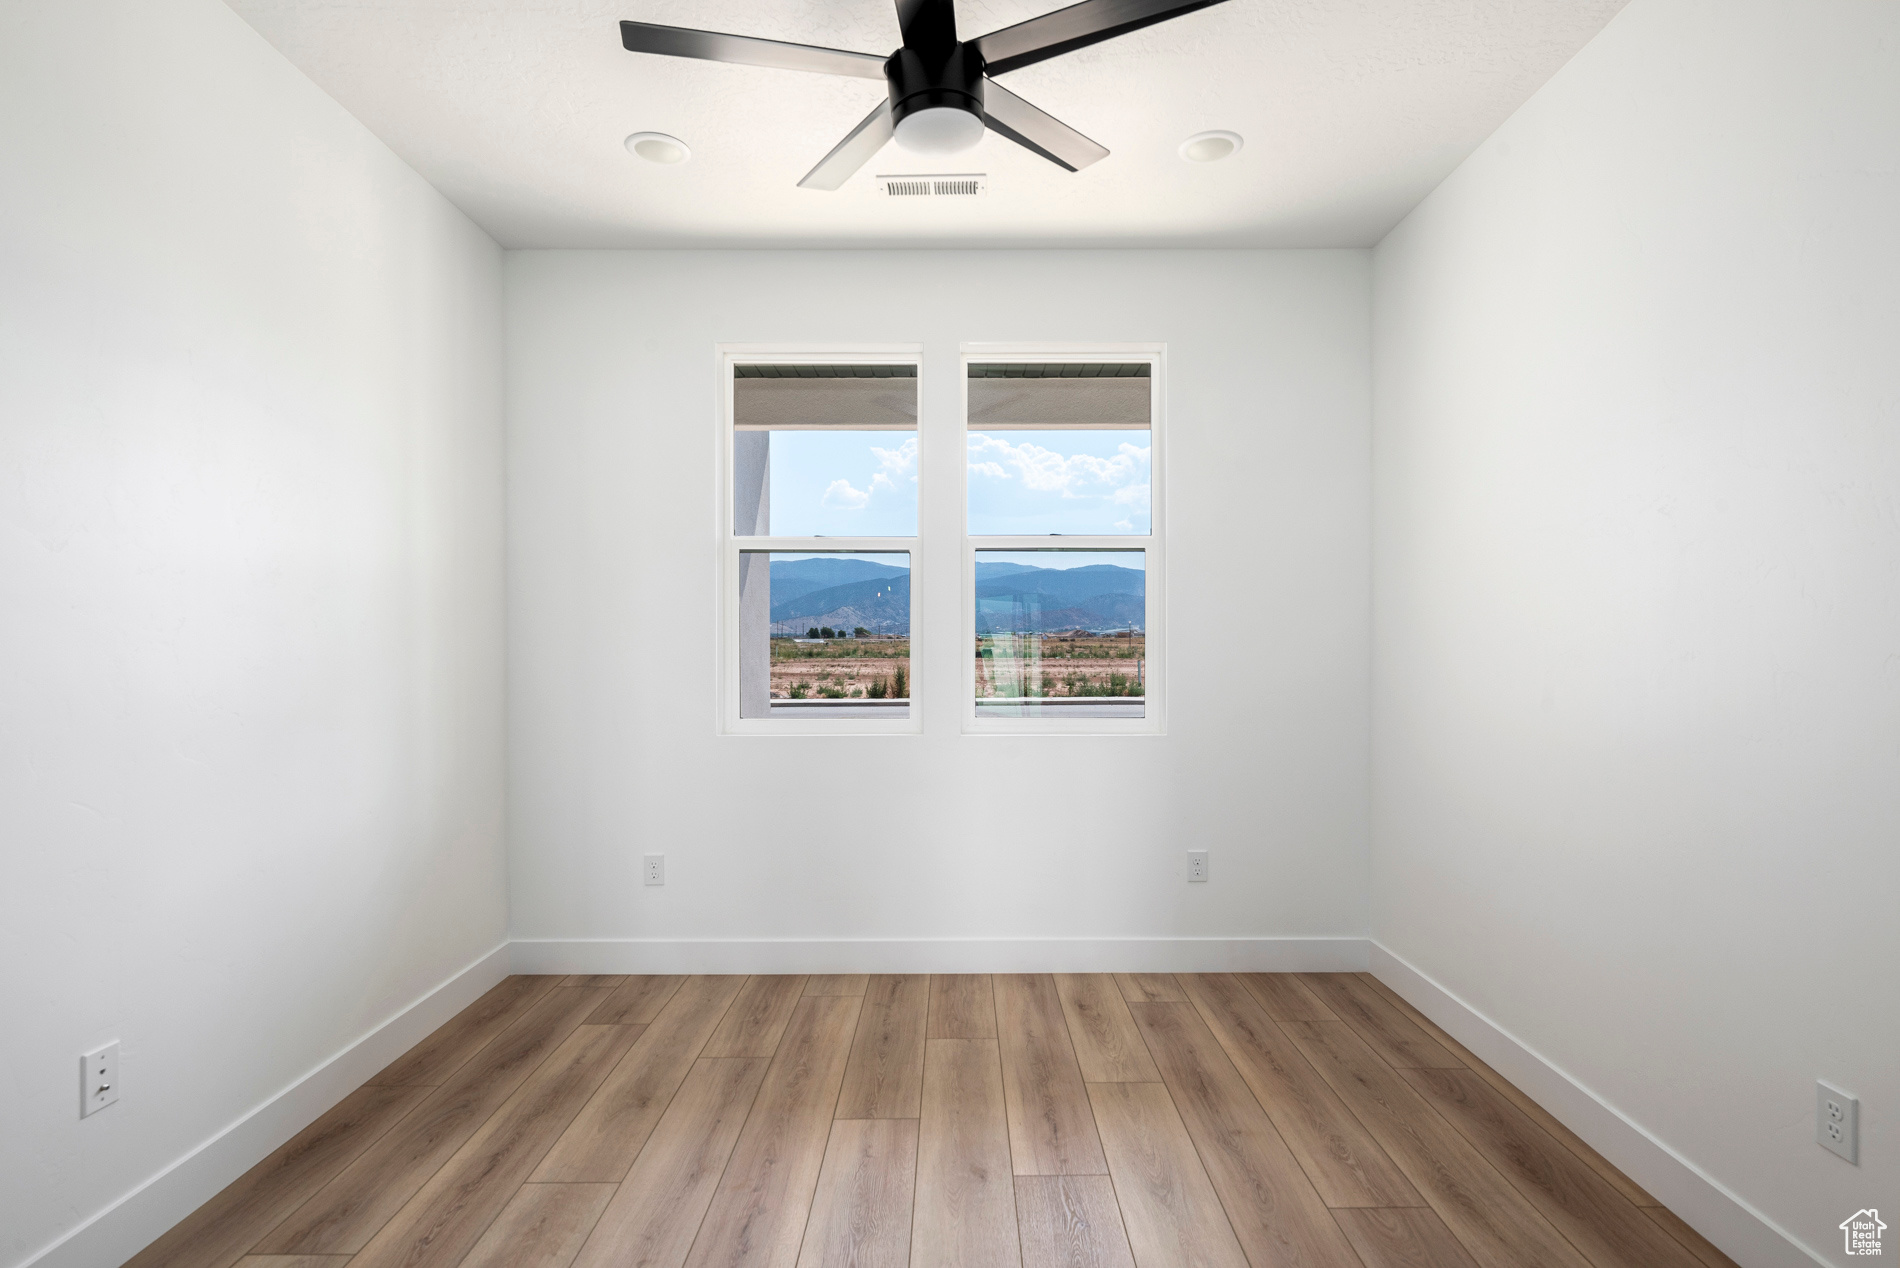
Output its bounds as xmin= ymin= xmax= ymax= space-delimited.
xmin=81 ymin=1042 xmax=119 ymax=1117
xmin=644 ymin=854 xmax=665 ymax=886
xmin=1187 ymin=850 xmax=1209 ymax=882
xmin=1817 ymin=1079 xmax=1858 ymax=1164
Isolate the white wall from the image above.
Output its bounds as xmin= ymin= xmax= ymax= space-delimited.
xmin=506 ymin=250 xmax=1370 ymax=963
xmin=1371 ymin=1 xmax=1899 ymax=1263
xmin=0 ymin=1 xmax=508 ymax=1265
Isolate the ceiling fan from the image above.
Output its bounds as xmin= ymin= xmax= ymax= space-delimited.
xmin=618 ymin=0 xmax=1234 ymax=189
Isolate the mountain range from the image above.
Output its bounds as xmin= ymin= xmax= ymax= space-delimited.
xmin=767 ymin=558 xmax=1144 ymax=635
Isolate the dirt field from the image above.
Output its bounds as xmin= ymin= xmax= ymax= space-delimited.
xmin=976 ymin=632 xmax=1145 ymax=698
xmin=769 ymin=632 xmax=1145 ymax=700
xmin=771 ymin=638 xmax=909 ymax=700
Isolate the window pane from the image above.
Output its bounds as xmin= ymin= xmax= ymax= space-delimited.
xmin=974 ymin=550 xmax=1144 ymax=718
xmin=967 ymin=363 xmax=1150 ymax=535
xmin=734 ymin=365 xmax=917 ymax=536
xmin=740 ymin=551 xmax=909 ymax=718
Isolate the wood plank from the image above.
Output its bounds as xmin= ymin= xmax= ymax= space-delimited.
xmin=1127 ymin=1001 xmax=1363 ymax=1268
xmin=1014 ymin=1176 xmax=1135 ymax=1268
xmin=1355 ymin=973 xmax=1659 ymax=1207
xmin=1179 ymin=973 xmax=1419 ymax=1208
xmin=1051 ymin=974 xmax=1158 ymax=1083
xmin=571 ymin=1058 xmax=769 ymax=1268
xmin=795 ymin=1118 xmax=919 ymax=1268
xmin=560 ymin=975 xmax=628 ymax=989
xmin=1282 ymin=1022 xmax=1592 ymax=1268
xmin=836 ymin=974 xmax=929 ymax=1119
xmin=703 ymin=975 xmax=808 ymax=1058
xmin=457 ymin=1184 xmax=617 ymax=1268
xmin=587 ymin=975 xmax=686 ymax=1026
xmin=913 ymin=1039 xmax=1019 ymax=1268
xmin=993 ymin=974 xmax=1106 ymax=1176
xmin=1113 ymin=973 xmax=1186 ymax=1003
xmin=1399 ymin=1067 xmax=1704 ymax=1268
xmin=1085 ymin=1082 xmax=1249 ymax=1268
xmin=806 ymin=974 xmax=871 ymax=996
xmin=369 ymin=975 xmax=561 ymax=1086
xmin=685 ymin=995 xmax=862 ymax=1268
xmin=927 ymin=974 xmax=995 ymax=1038
xmin=534 ymin=974 xmax=746 ymax=1182
xmin=351 ymin=1023 xmax=639 ymax=1268
xmin=124 ymin=1085 xmax=428 ymax=1268
xmin=1330 ymin=1208 xmax=1478 ymax=1268
xmin=233 ymin=1259 xmax=356 ymax=1267
xmin=1643 ymin=1207 xmax=1743 ymax=1268
xmin=1238 ymin=974 xmax=1337 ymax=1022
xmin=1296 ymin=975 xmax=1460 ymax=1069
xmin=257 ymin=986 xmax=613 ymax=1255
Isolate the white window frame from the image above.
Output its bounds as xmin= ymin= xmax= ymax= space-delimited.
xmin=960 ymin=342 xmax=1166 ymax=735
xmin=715 ymin=344 xmax=925 ymax=736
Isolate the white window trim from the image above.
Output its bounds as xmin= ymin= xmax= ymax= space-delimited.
xmin=959 ymin=342 xmax=1166 ymax=736
xmin=715 ymin=344 xmax=925 ymax=736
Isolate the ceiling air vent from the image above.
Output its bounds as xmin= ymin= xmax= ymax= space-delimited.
xmin=876 ymin=174 xmax=988 ymax=198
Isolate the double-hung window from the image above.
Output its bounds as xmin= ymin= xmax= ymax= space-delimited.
xmin=963 ymin=350 xmax=1161 ymax=733
xmin=722 ymin=354 xmax=921 ymax=733
xmin=719 ymin=344 xmax=1160 ymax=734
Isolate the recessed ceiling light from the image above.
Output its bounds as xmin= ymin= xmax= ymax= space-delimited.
xmin=625 ymin=132 xmax=690 ymax=165
xmin=1180 ymin=130 xmax=1242 ymax=163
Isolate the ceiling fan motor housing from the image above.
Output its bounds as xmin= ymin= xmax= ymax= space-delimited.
xmin=884 ymin=43 xmax=985 ymax=129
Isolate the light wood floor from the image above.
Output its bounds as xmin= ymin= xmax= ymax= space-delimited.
xmin=125 ymin=972 xmax=1738 ymax=1268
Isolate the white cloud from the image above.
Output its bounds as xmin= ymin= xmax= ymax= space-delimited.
xmin=966 ymin=435 xmax=1150 ymax=499
xmin=869 ymin=437 xmax=918 ymax=486
xmin=822 ymin=478 xmax=870 ymax=509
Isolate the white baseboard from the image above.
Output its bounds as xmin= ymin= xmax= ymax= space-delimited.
xmin=509 ymin=936 xmax=1370 ymax=975
xmin=20 ymin=942 xmax=511 ymax=1268
xmin=1368 ymin=943 xmax=1826 ymax=1268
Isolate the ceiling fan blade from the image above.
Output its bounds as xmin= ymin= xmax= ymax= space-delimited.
xmin=894 ymin=0 xmax=958 ymax=49
xmin=972 ymin=0 xmax=1231 ymax=77
xmin=620 ymin=21 xmax=886 ymax=79
xmin=797 ymin=101 xmax=897 ymax=191
xmin=982 ymin=79 xmax=1109 ymax=172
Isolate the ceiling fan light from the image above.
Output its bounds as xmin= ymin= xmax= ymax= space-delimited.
xmin=625 ymin=132 xmax=690 ymax=164
xmin=1180 ymin=130 xmax=1242 ymax=163
xmin=893 ymin=106 xmax=986 ymax=156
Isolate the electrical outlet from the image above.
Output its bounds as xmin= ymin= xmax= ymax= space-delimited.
xmin=1817 ymin=1080 xmax=1858 ymax=1163
xmin=81 ymin=1042 xmax=119 ymax=1117
xmin=644 ymin=854 xmax=665 ymax=886
xmin=1187 ymin=850 xmax=1209 ymax=882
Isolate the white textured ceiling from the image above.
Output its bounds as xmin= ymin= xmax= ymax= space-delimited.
xmin=226 ymin=0 xmax=1626 ymax=248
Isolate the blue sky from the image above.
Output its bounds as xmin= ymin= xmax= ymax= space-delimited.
xmin=968 ymin=430 xmax=1150 ymax=535
xmin=768 ymin=432 xmax=917 ymax=536
xmin=764 ymin=429 xmax=1150 ymax=536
